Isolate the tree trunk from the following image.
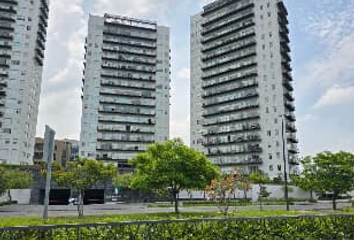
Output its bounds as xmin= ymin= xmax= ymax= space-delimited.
xmin=332 ymin=193 xmax=337 ymax=211
xmin=7 ymin=189 xmax=12 ymax=203
xmin=78 ymin=190 xmax=85 ymax=217
xmin=310 ymin=190 xmax=313 ymax=201
xmin=173 ymin=189 xmax=179 ymax=214
xmin=259 ymin=197 xmax=263 ymax=211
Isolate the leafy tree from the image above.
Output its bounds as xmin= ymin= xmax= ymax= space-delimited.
xmin=304 ymin=151 xmax=354 ymax=210
xmin=206 ymin=168 xmax=247 ymax=215
xmin=0 ymin=166 xmax=32 ymax=203
xmin=130 ymin=138 xmax=220 ymax=213
xmin=0 ymin=167 xmax=6 ymax=197
xmin=291 ymin=157 xmax=318 ymax=201
xmin=51 ymin=158 xmax=117 ymax=217
xmin=249 ymin=173 xmax=270 ymax=211
xmin=114 ymin=173 xmax=133 ymax=189
xmin=4 ymin=169 xmax=32 ymax=203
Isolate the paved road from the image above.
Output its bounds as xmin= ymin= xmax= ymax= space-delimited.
xmin=0 ymin=201 xmax=351 ymax=218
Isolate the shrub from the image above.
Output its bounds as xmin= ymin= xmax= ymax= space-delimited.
xmin=1 ymin=214 xmax=354 ymax=239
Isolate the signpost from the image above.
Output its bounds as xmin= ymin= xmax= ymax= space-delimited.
xmin=42 ymin=125 xmax=55 ymax=221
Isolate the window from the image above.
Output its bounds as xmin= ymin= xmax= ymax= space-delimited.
xmin=267 ymin=130 xmax=271 ymax=136
xmin=269 ymin=154 xmax=273 ymax=160
xmin=277 ymin=165 xmax=282 ymax=171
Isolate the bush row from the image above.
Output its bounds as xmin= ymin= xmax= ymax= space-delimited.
xmin=1 ymin=214 xmax=354 ymax=240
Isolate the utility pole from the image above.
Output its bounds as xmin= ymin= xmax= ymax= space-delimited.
xmin=43 ymin=125 xmax=55 ymax=221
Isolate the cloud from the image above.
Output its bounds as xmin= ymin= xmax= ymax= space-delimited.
xmin=170 ymin=115 xmax=190 ymax=145
xmin=36 ymin=0 xmax=86 ymax=139
xmin=314 ymin=85 xmax=354 ymax=108
xmin=177 ymin=67 xmax=190 ymax=81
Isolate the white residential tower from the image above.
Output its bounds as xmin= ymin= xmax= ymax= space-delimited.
xmin=80 ymin=14 xmax=170 ymax=172
xmin=191 ymin=0 xmax=299 ymax=179
xmin=0 ymin=0 xmax=49 ymax=165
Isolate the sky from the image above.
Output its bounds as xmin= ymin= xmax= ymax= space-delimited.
xmin=36 ymin=0 xmax=354 ymax=157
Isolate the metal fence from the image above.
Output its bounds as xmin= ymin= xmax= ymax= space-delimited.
xmin=1 ymin=214 xmax=354 ymax=240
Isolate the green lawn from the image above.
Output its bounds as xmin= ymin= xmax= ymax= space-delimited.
xmin=0 ymin=209 xmax=342 ymax=228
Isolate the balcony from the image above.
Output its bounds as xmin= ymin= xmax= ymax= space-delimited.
xmin=202 ymin=24 xmax=255 ymax=44
xmin=202 ymin=52 xmax=256 ymax=71
xmin=103 ymin=30 xmax=156 ymax=42
xmin=286 ymin=123 xmax=297 ymax=133
xmin=36 ymin=38 xmax=46 ymax=51
xmin=204 ymin=135 xmax=261 ymax=146
xmin=203 ymin=92 xmax=258 ymax=108
xmin=207 ymin=146 xmax=263 ymax=157
xmin=204 ymin=123 xmax=260 ymax=136
xmin=202 ymin=12 xmax=254 ymax=36
xmin=99 ymin=100 xmax=155 ymax=108
xmin=98 ymin=109 xmax=156 ymax=117
xmin=97 ymin=138 xmax=154 ymax=144
xmin=203 ymin=71 xmax=258 ymax=89
xmin=202 ymin=62 xmax=257 ymax=80
xmin=98 ymin=118 xmax=156 ymax=126
xmin=285 ymin=101 xmax=295 ymax=112
xmin=97 ymin=127 xmax=154 ymax=135
xmin=287 ymin=133 xmax=298 ymax=144
xmin=96 ymin=147 xmax=145 ymax=153
xmin=202 ymin=2 xmax=254 ymax=23
xmin=203 ymin=114 xmax=260 ymax=127
xmin=288 ymin=158 xmax=300 ymax=165
xmin=103 ymin=39 xmax=157 ymax=50
xmin=101 ymin=63 xmax=156 ymax=74
xmin=284 ymin=92 xmax=294 ymax=102
xmin=101 ymin=81 xmax=155 ymax=91
xmin=101 ymin=72 xmax=155 ymax=82
xmin=203 ymin=80 xmax=258 ymax=98
xmin=285 ymin=113 xmax=296 ymax=122
xmin=282 ymin=80 xmax=294 ymax=92
xmin=0 ymin=71 xmax=8 ymax=77
xmin=202 ymin=32 xmax=256 ymax=53
xmin=0 ymin=42 xmax=11 ymax=49
xmin=203 ymin=103 xmax=259 ymax=118
xmin=99 ymin=91 xmax=156 ymax=99
xmin=102 ymin=46 xmax=156 ymax=58
xmin=102 ymin=56 xmax=156 ymax=66
xmin=202 ymin=41 xmax=256 ymax=62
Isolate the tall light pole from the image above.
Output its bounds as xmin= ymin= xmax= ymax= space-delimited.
xmin=280 ymin=115 xmax=290 ymax=211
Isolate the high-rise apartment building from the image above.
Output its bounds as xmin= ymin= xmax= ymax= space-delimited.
xmin=0 ymin=0 xmax=49 ymax=165
xmin=191 ymin=0 xmax=298 ymax=179
xmin=80 ymin=14 xmax=170 ymax=172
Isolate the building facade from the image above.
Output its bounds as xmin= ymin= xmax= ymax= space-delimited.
xmin=33 ymin=138 xmax=79 ymax=166
xmin=0 ymin=0 xmax=49 ymax=165
xmin=191 ymin=0 xmax=298 ymax=179
xmin=80 ymin=14 xmax=170 ymax=172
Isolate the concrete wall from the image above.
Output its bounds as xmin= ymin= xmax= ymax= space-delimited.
xmin=179 ymin=184 xmax=311 ymax=202
xmin=0 ymin=189 xmax=31 ymax=204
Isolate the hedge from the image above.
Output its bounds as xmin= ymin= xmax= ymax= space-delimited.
xmin=1 ymin=214 xmax=354 ymax=239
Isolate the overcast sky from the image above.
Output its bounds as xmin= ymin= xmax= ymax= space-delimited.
xmin=36 ymin=0 xmax=354 ymax=157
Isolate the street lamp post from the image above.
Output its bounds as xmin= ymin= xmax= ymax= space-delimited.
xmin=280 ymin=115 xmax=290 ymax=211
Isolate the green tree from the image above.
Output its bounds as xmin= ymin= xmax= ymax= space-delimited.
xmin=130 ymin=138 xmax=220 ymax=213
xmin=291 ymin=157 xmax=318 ymax=201
xmin=4 ymin=169 xmax=32 ymax=203
xmin=249 ymin=173 xmax=270 ymax=211
xmin=51 ymin=158 xmax=117 ymax=217
xmin=306 ymin=151 xmax=354 ymax=210
xmin=0 ymin=167 xmax=6 ymax=198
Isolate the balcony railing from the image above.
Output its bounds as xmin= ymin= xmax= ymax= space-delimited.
xmin=204 ymin=135 xmax=261 ymax=146
xmin=203 ymin=103 xmax=259 ymax=118
xmin=203 ymin=114 xmax=260 ymax=127
xmin=203 ymin=79 xmax=258 ymax=98
xmin=203 ymin=92 xmax=258 ymax=107
xmin=207 ymin=146 xmax=262 ymax=157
